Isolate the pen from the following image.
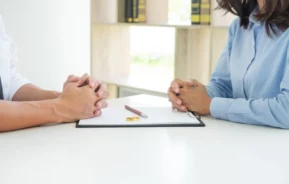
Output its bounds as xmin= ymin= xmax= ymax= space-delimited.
xmin=175 ymin=84 xmax=200 ymax=119
xmin=125 ymin=105 xmax=148 ymax=118
xmin=189 ymin=111 xmax=201 ymax=120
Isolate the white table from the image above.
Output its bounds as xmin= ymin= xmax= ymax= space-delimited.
xmin=1 ymin=95 xmax=289 ymax=184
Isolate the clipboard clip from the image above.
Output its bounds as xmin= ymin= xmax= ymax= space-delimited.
xmin=188 ymin=111 xmax=201 ymax=120
xmin=173 ymin=107 xmax=201 ymax=120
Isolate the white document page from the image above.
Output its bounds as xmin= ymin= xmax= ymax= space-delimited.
xmin=78 ymin=107 xmax=200 ymax=126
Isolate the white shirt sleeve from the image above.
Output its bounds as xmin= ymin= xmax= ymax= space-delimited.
xmin=7 ymin=40 xmax=30 ymax=101
xmin=0 ymin=15 xmax=30 ymax=101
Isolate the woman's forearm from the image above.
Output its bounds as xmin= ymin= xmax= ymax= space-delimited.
xmin=210 ymin=93 xmax=289 ymax=129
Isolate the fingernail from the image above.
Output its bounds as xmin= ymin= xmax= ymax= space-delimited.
xmin=177 ymin=100 xmax=182 ymax=105
xmin=97 ymin=102 xmax=102 ymax=108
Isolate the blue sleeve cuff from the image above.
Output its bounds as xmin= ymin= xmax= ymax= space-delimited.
xmin=210 ymin=97 xmax=234 ymax=120
xmin=206 ymin=85 xmax=215 ymax=99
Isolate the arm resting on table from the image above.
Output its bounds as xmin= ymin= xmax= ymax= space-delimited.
xmin=210 ymin=40 xmax=289 ymax=129
xmin=210 ymin=93 xmax=289 ymax=129
xmin=12 ymin=84 xmax=60 ymax=101
xmin=0 ymin=99 xmax=64 ymax=132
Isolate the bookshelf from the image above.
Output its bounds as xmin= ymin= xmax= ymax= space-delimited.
xmin=90 ymin=0 xmax=235 ymax=98
xmin=94 ymin=22 xmax=210 ymax=29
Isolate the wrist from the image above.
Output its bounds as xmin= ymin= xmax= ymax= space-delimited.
xmin=52 ymin=91 xmax=61 ymax=98
xmin=207 ymin=98 xmax=212 ymax=115
xmin=41 ymin=90 xmax=61 ymax=100
xmin=52 ymin=98 xmax=71 ymax=123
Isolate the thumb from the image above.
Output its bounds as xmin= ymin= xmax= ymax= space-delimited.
xmin=63 ymin=76 xmax=80 ymax=89
xmin=69 ymin=76 xmax=80 ymax=83
xmin=186 ymin=79 xmax=199 ymax=87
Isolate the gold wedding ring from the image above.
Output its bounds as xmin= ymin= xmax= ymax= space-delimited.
xmin=126 ymin=116 xmax=140 ymax=122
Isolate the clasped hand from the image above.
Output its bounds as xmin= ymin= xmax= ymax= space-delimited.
xmin=168 ymin=78 xmax=212 ymax=115
xmin=60 ymin=73 xmax=109 ymax=122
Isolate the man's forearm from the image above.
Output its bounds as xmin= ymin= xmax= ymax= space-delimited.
xmin=12 ymin=84 xmax=60 ymax=101
xmin=0 ymin=99 xmax=65 ymax=132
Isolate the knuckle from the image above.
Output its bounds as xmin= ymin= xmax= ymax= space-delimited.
xmin=82 ymin=73 xmax=89 ymax=78
xmin=104 ymin=91 xmax=109 ymax=97
xmin=97 ymin=99 xmax=103 ymax=105
xmin=92 ymin=105 xmax=97 ymax=112
xmin=94 ymin=95 xmax=100 ymax=102
xmin=68 ymin=75 xmax=74 ymax=80
xmin=95 ymin=111 xmax=102 ymax=117
xmin=89 ymin=105 xmax=95 ymax=112
xmin=172 ymin=96 xmax=179 ymax=103
xmin=106 ymin=91 xmax=110 ymax=98
xmin=175 ymin=78 xmax=182 ymax=84
xmin=101 ymin=82 xmax=107 ymax=89
xmin=89 ymin=76 xmax=96 ymax=81
xmin=172 ymin=102 xmax=179 ymax=108
xmin=168 ymin=92 xmax=174 ymax=99
xmin=170 ymin=80 xmax=175 ymax=86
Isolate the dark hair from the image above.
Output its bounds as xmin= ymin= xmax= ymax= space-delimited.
xmin=217 ymin=0 xmax=289 ymax=35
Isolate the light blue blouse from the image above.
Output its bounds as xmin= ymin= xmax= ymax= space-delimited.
xmin=207 ymin=14 xmax=289 ymax=129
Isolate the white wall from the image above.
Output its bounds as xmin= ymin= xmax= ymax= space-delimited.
xmin=211 ymin=0 xmax=236 ymax=27
xmin=0 ymin=0 xmax=91 ymax=91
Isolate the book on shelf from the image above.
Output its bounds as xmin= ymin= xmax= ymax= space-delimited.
xmin=91 ymin=0 xmax=229 ymax=26
xmin=191 ymin=0 xmax=201 ymax=25
xmin=133 ymin=0 xmax=139 ymax=23
xmin=125 ymin=0 xmax=133 ymax=22
xmin=200 ymin=0 xmax=210 ymax=25
xmin=126 ymin=0 xmax=147 ymax=23
xmin=191 ymin=0 xmax=211 ymax=25
xmin=138 ymin=0 xmax=146 ymax=23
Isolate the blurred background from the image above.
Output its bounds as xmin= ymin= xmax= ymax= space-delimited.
xmin=0 ymin=0 xmax=234 ymax=98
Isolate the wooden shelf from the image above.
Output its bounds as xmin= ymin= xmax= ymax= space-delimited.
xmin=92 ymin=22 xmax=230 ymax=29
xmin=90 ymin=0 xmax=234 ymax=98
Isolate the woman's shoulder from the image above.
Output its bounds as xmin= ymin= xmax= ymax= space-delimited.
xmin=226 ymin=17 xmax=241 ymax=38
xmin=229 ymin=17 xmax=241 ymax=31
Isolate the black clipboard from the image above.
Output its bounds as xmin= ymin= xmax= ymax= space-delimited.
xmin=76 ymin=111 xmax=205 ymax=128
